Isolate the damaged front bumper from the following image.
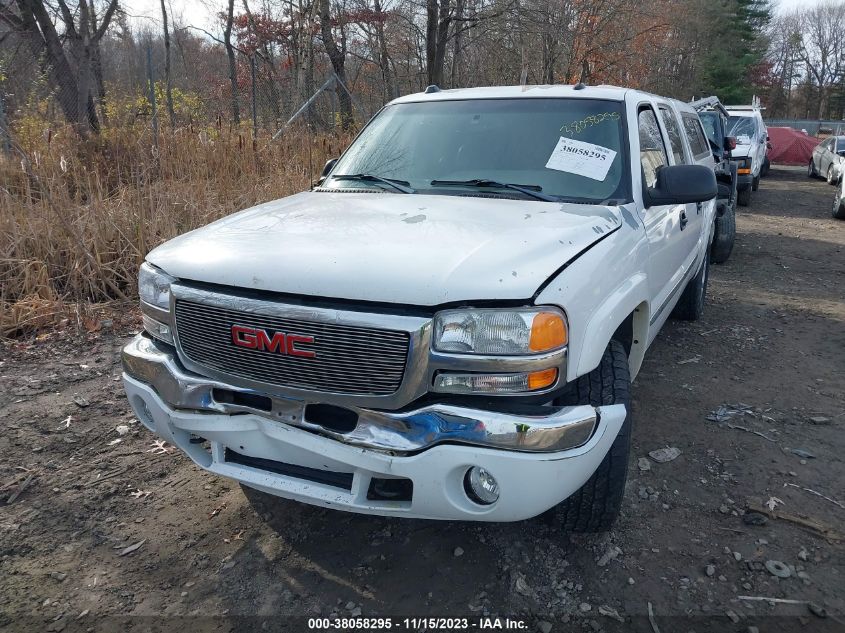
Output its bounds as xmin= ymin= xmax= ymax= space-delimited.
xmin=122 ymin=334 xmax=626 ymax=520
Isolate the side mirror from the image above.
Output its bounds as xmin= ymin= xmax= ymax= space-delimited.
xmin=766 ymin=135 xmax=771 ymax=142
xmin=647 ymin=165 xmax=717 ymax=206
xmin=837 ymin=150 xmax=845 ymax=157
xmin=724 ymin=136 xmax=737 ymax=151
xmin=321 ymin=158 xmax=338 ymax=178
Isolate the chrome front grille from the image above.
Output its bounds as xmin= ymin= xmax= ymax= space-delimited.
xmin=174 ymin=300 xmax=410 ymax=395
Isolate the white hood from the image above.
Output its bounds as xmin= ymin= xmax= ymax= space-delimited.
xmin=147 ymin=192 xmax=622 ymax=306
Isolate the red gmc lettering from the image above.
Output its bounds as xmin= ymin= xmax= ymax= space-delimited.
xmin=231 ymin=325 xmax=316 ymax=358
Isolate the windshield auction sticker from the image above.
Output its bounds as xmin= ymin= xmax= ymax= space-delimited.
xmin=545 ymin=136 xmax=617 ymax=181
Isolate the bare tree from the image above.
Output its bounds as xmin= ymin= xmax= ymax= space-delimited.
xmin=160 ymin=0 xmax=176 ymax=124
xmin=794 ymin=1 xmax=845 ymax=119
xmin=0 ymin=0 xmax=119 ymax=134
xmin=318 ymin=0 xmax=353 ymax=127
xmin=224 ymin=0 xmax=241 ymax=123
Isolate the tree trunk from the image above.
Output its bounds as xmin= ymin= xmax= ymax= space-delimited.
xmin=318 ymin=0 xmax=353 ymax=128
xmin=224 ymin=0 xmax=241 ymax=124
xmin=160 ymin=0 xmax=176 ymax=125
xmin=425 ymin=0 xmax=438 ymax=85
xmin=373 ymin=0 xmax=396 ymax=100
xmin=449 ymin=0 xmax=464 ymax=87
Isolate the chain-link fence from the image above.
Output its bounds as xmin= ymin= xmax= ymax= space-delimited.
xmin=764 ymin=119 xmax=845 ymax=137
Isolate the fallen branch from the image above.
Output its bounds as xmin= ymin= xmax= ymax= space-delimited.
xmin=84 ymin=468 xmax=128 ymax=487
xmin=747 ymin=501 xmax=844 ymax=543
xmin=784 ymin=483 xmax=845 ymax=511
xmin=738 ymin=596 xmax=807 ymax=605
xmin=5 ymin=473 xmax=35 ymax=504
xmin=647 ymin=601 xmax=661 ymax=633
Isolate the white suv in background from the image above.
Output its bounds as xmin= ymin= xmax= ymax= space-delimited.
xmin=726 ymin=105 xmax=768 ymax=206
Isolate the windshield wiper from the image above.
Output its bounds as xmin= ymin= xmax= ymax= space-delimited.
xmin=330 ymin=173 xmax=415 ymax=194
xmin=430 ymin=179 xmax=557 ymax=202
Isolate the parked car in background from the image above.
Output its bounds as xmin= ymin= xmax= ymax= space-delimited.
xmin=692 ymin=96 xmax=737 ymax=264
xmin=725 ymin=104 xmax=768 ymax=205
xmin=808 ymin=135 xmax=845 ymax=185
xmin=834 ymin=172 xmax=845 ymax=220
xmin=122 ymin=85 xmax=717 ymax=532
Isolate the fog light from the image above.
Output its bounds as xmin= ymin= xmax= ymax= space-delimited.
xmin=464 ymin=466 xmax=500 ymax=505
xmin=434 ymin=368 xmax=557 ymax=394
xmin=142 ymin=314 xmax=173 ymax=344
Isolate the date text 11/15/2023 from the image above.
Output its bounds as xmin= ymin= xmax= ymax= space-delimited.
xmin=307 ymin=617 xmax=529 ymax=630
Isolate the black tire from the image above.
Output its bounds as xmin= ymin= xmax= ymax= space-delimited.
xmin=751 ymin=175 xmax=760 ymax=191
xmin=737 ymin=186 xmax=751 ymax=207
xmin=808 ymin=159 xmax=817 ymax=178
xmin=671 ymin=248 xmax=709 ymax=321
xmin=549 ymin=340 xmax=631 ymax=532
xmin=761 ymin=157 xmax=770 ymax=177
xmin=833 ymin=192 xmax=845 ymax=220
xmin=711 ymin=202 xmax=736 ymax=264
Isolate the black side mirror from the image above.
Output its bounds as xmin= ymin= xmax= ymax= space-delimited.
xmin=321 ymin=158 xmax=338 ymax=178
xmin=647 ymin=165 xmax=717 ymax=206
xmin=724 ymin=136 xmax=736 ymax=151
xmin=837 ymin=150 xmax=845 ymax=157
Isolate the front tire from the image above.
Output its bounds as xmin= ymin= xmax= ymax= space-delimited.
xmin=761 ymin=157 xmax=770 ymax=177
xmin=808 ymin=159 xmax=817 ymax=178
xmin=711 ymin=202 xmax=736 ymax=264
xmin=833 ymin=191 xmax=845 ymax=220
xmin=671 ymin=248 xmax=709 ymax=321
xmin=752 ymin=174 xmax=760 ymax=191
xmin=549 ymin=340 xmax=631 ymax=532
xmin=737 ymin=186 xmax=751 ymax=207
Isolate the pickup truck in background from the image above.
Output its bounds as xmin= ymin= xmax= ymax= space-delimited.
xmin=123 ymin=85 xmax=716 ymax=532
xmin=725 ymin=103 xmax=768 ymax=206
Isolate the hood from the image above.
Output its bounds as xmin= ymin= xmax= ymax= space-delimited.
xmin=147 ymin=192 xmax=622 ymax=306
xmin=731 ymin=145 xmax=752 ymax=158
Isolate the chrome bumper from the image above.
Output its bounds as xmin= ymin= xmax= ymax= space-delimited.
xmin=122 ymin=334 xmax=600 ymax=454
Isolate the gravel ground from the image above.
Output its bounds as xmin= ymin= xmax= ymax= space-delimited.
xmin=1 ymin=166 xmax=843 ymax=633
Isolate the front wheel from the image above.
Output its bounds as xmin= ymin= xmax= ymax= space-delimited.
xmin=808 ymin=159 xmax=817 ymax=178
xmin=711 ymin=202 xmax=736 ymax=264
xmin=827 ymin=166 xmax=836 ymax=185
xmin=833 ymin=191 xmax=845 ymax=220
xmin=752 ymin=175 xmax=760 ymax=191
xmin=737 ymin=186 xmax=751 ymax=207
xmin=761 ymin=157 xmax=770 ymax=177
xmin=671 ymin=248 xmax=709 ymax=321
xmin=548 ymin=340 xmax=631 ymax=532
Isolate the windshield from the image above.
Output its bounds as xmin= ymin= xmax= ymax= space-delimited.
xmin=727 ymin=116 xmax=757 ymax=144
xmin=325 ymin=98 xmax=630 ymax=203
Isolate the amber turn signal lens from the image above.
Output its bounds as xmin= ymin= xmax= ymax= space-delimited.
xmin=529 ymin=312 xmax=568 ymax=352
xmin=528 ymin=368 xmax=558 ymax=390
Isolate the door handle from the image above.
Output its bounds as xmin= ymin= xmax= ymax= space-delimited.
xmin=696 ymin=202 xmax=702 ymax=215
xmin=679 ymin=210 xmax=688 ymax=230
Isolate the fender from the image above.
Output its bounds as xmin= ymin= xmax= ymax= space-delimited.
xmin=572 ymin=273 xmax=650 ymax=380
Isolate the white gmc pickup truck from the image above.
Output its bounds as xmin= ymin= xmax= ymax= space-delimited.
xmin=123 ymin=85 xmax=717 ymax=531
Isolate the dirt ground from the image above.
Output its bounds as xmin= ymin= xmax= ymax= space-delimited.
xmin=1 ymin=166 xmax=844 ymax=633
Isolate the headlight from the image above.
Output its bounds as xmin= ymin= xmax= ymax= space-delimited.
xmin=139 ymin=262 xmax=175 ymax=343
xmin=138 ymin=262 xmax=175 ymax=310
xmin=433 ymin=307 xmax=567 ymax=355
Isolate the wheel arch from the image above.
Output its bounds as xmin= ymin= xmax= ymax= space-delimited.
xmin=572 ymin=273 xmax=651 ymax=381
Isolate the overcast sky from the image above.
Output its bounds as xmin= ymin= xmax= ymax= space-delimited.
xmin=124 ymin=0 xmax=829 ymax=34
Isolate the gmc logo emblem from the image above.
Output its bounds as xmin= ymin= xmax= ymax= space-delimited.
xmin=231 ymin=325 xmax=316 ymax=358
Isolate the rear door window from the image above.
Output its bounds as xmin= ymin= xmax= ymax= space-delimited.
xmin=682 ymin=115 xmax=710 ymax=160
xmin=638 ymin=107 xmax=668 ymax=188
xmin=659 ymin=106 xmax=687 ymax=165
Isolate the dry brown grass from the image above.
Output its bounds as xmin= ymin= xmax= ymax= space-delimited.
xmin=1 ymin=124 xmax=348 ymax=337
